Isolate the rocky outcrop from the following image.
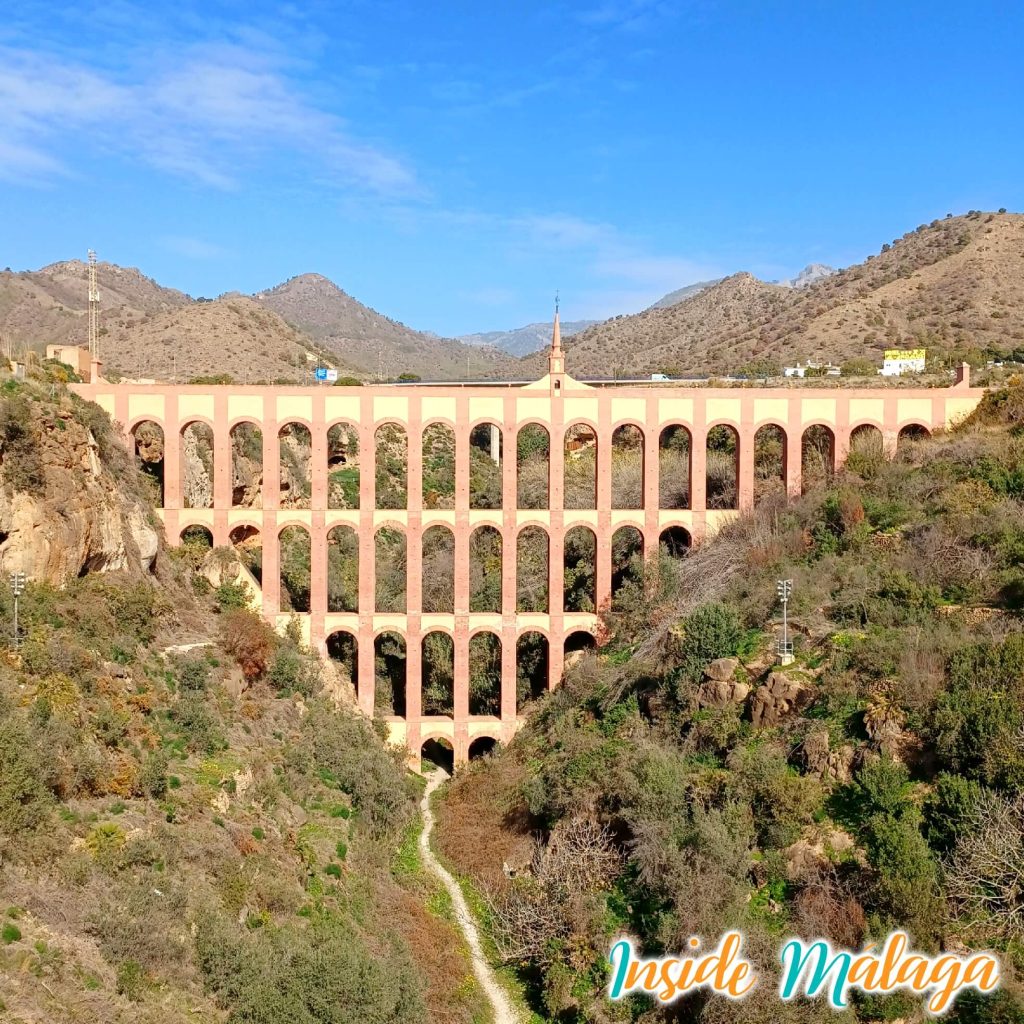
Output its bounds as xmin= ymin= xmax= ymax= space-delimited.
xmin=697 ymin=679 xmax=750 ymax=708
xmin=704 ymin=657 xmax=739 ymax=681
xmin=750 ymin=671 xmax=813 ymax=728
xmin=0 ymin=388 xmax=159 ymax=584
xmin=801 ymin=728 xmax=855 ymax=783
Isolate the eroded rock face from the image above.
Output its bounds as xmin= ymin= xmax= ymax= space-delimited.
xmin=704 ymin=657 xmax=739 ymax=681
xmin=750 ymin=671 xmax=813 ymax=728
xmin=0 ymin=398 xmax=159 ymax=584
xmin=696 ymin=679 xmax=750 ymax=708
xmin=801 ymin=728 xmax=855 ymax=783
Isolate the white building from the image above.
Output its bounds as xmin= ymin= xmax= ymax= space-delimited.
xmin=880 ymin=348 xmax=926 ymax=377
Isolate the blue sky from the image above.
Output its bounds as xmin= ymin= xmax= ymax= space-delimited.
xmin=2 ymin=1 xmax=1022 ymax=336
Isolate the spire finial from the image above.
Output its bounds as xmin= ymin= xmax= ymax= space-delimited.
xmin=551 ymin=292 xmax=562 ymax=355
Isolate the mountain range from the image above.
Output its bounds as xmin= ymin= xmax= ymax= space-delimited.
xmin=2 ymin=211 xmax=1020 ymax=383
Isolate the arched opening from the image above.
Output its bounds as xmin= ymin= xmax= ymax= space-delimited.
xmin=564 ymin=631 xmax=596 ymax=674
xmin=375 ymin=528 xmax=407 ymax=613
xmin=375 ymin=423 xmax=408 ymax=509
xmin=132 ymin=421 xmax=164 ymax=506
xmin=326 ymin=631 xmax=359 ymax=703
xmin=229 ymin=525 xmax=262 ymax=586
xmin=468 ymin=736 xmax=498 ymax=760
xmin=706 ymin=424 xmax=739 ymax=509
xmin=516 ymin=632 xmax=549 ymax=710
xmin=611 ymin=526 xmax=644 ymax=604
xmin=422 ymin=632 xmax=454 ymax=716
xmin=327 ymin=422 xmax=360 ymax=510
xmin=469 ymin=526 xmax=502 ymax=613
xmin=801 ymin=425 xmax=835 ymax=493
xmin=753 ymin=424 xmax=786 ymax=504
xmin=230 ymin=422 xmax=263 ymax=508
xmin=181 ymin=524 xmax=213 ymax=548
xmin=564 ymin=424 xmax=597 ymax=509
xmin=611 ymin=424 xmax=644 ymax=509
xmin=469 ymin=632 xmax=501 ymax=716
xmin=278 ymin=525 xmax=311 ymax=612
xmin=421 ymin=738 xmax=454 ymax=775
xmin=374 ymin=631 xmax=407 ymax=718
xmin=564 ymin=526 xmax=597 ymax=613
xmin=278 ymin=422 xmax=311 ymax=510
xmin=659 ymin=425 xmax=691 ymax=510
xmin=421 ymin=525 xmax=455 ymax=613
xmin=469 ymin=422 xmax=503 ymax=509
xmin=847 ymin=424 xmax=885 ymax=478
xmin=659 ymin=526 xmax=692 ymax=559
xmin=517 ymin=424 xmax=550 ymax=510
xmin=326 ymin=526 xmax=358 ymax=613
xmin=422 ymin=423 xmax=456 ymax=509
xmin=897 ymin=424 xmax=930 ymax=458
xmin=516 ymin=527 xmax=549 ymax=613
xmin=181 ymin=421 xmax=214 ymax=509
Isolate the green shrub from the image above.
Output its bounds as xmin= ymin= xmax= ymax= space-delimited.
xmin=116 ymin=959 xmax=146 ymax=1000
xmin=0 ymin=718 xmax=51 ymax=832
xmin=2 ymin=923 xmax=21 ymax=944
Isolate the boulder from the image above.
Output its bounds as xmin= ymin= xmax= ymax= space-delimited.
xmin=750 ymin=672 xmax=812 ymax=728
xmin=696 ymin=679 xmax=751 ymax=709
xmin=704 ymin=657 xmax=740 ymax=681
xmin=801 ymin=728 xmax=855 ymax=782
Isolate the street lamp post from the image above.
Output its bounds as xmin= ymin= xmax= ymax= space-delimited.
xmin=10 ymin=571 xmax=26 ymax=649
xmin=776 ymin=578 xmax=793 ymax=665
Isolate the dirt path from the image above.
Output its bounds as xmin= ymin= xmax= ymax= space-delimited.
xmin=419 ymin=768 xmax=521 ymax=1024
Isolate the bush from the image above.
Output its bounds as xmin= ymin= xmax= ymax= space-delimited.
xmin=0 ymin=717 xmax=52 ymax=832
xmin=116 ymin=959 xmax=146 ymax=1000
xmin=674 ymin=601 xmax=744 ymax=686
xmin=220 ymin=610 xmax=278 ymax=681
xmin=1 ymin=923 xmax=21 ymax=944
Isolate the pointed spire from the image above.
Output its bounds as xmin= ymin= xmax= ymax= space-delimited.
xmin=548 ymin=292 xmax=564 ymax=378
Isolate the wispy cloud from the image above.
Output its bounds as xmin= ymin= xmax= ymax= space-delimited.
xmin=0 ymin=39 xmax=418 ymax=195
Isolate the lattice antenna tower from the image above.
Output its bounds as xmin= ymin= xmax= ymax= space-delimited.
xmin=87 ymin=249 xmax=100 ymax=360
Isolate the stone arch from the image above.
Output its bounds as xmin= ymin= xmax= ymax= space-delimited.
xmin=181 ymin=420 xmax=214 ymax=509
xmin=659 ymin=525 xmax=692 ymax=558
xmin=611 ymin=525 xmax=644 ymax=603
xmin=131 ymin=420 xmax=165 ymax=506
xmin=897 ymin=423 xmax=931 ymax=455
xmin=516 ymin=631 xmax=549 ymax=710
xmin=421 ymin=737 xmax=454 ymax=774
xmin=564 ymin=422 xmax=598 ymax=509
xmin=229 ymin=421 xmax=262 ymax=509
xmin=375 ymin=422 xmax=408 ymax=509
xmin=706 ymin=423 xmax=739 ymax=509
xmin=753 ymin=423 xmax=787 ymax=504
xmin=327 ymin=421 xmax=360 ymax=510
xmin=278 ymin=524 xmax=311 ymax=612
xmin=469 ymin=421 xmax=503 ymax=509
xmin=468 ymin=736 xmax=499 ymax=760
xmin=278 ymin=422 xmax=311 ymax=510
xmin=564 ymin=630 xmax=596 ymax=673
xmin=516 ymin=525 xmax=549 ymax=613
xmin=516 ymin=422 xmax=550 ymax=510
xmin=326 ymin=525 xmax=359 ymax=613
xmin=229 ymin=524 xmax=262 ymax=585
xmin=611 ymin=423 xmax=644 ymax=509
xmin=659 ymin=424 xmax=691 ymax=509
xmin=421 ymin=631 xmax=454 ymax=716
xmin=326 ymin=630 xmax=359 ymax=703
xmin=181 ymin=524 xmax=213 ymax=548
xmin=422 ymin=422 xmax=456 ymax=509
xmin=374 ymin=526 xmax=407 ymax=613
xmin=564 ymin=525 xmax=597 ymax=612
xmin=469 ymin=525 xmax=502 ymax=613
xmin=801 ymin=424 xmax=835 ymax=492
xmin=374 ymin=630 xmax=407 ymax=718
xmin=469 ymin=631 xmax=501 ymax=716
xmin=421 ymin=524 xmax=455 ymax=613
xmin=848 ymin=423 xmax=885 ymax=477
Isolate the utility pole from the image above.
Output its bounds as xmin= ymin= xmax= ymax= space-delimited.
xmin=10 ymin=571 xmax=26 ymax=649
xmin=776 ymin=579 xmax=793 ymax=665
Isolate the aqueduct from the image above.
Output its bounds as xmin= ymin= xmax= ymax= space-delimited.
xmin=71 ymin=321 xmax=982 ymax=764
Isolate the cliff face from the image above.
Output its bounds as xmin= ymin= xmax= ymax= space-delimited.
xmin=0 ymin=381 xmax=159 ymax=584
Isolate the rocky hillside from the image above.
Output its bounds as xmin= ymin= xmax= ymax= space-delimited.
xmin=0 ymin=260 xmax=189 ymax=354
xmin=0 ymin=369 xmax=492 ymax=1024
xmin=96 ymin=296 xmax=352 ymax=384
xmin=528 ymin=211 xmax=1024 ymax=377
xmin=255 ymin=274 xmax=520 ymax=379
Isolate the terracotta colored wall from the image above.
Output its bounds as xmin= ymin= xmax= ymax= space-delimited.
xmin=72 ymin=373 xmax=981 ymax=763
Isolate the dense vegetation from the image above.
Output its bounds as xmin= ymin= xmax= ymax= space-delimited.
xmin=436 ymin=379 xmax=1024 ymax=1023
